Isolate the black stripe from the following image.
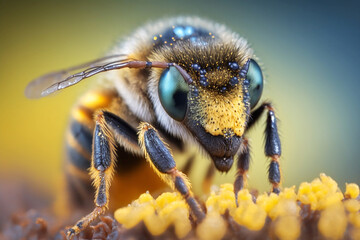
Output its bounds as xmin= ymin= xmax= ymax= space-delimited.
xmin=66 ymin=145 xmax=91 ymax=170
xmin=65 ymin=173 xmax=93 ymax=209
xmin=70 ymin=120 xmax=92 ymax=154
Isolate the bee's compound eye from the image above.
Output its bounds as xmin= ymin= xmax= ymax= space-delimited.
xmin=158 ymin=66 xmax=189 ymax=121
xmin=247 ymin=59 xmax=264 ymax=108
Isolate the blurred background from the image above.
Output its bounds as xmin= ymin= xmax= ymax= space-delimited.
xmin=0 ymin=0 xmax=359 ymax=204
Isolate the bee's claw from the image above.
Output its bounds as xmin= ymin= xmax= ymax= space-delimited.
xmin=65 ymin=227 xmax=77 ymax=240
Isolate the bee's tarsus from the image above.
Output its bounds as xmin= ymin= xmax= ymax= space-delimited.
xmin=234 ymin=137 xmax=250 ymax=204
xmin=239 ymin=102 xmax=282 ymax=196
xmin=67 ymin=206 xmax=107 ymax=238
xmin=139 ymin=123 xmax=205 ymax=222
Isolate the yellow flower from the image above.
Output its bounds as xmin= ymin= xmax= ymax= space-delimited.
xmin=114 ymin=174 xmax=360 ymax=240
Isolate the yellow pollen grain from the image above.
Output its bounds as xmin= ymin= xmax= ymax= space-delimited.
xmin=155 ymin=192 xmax=182 ymax=209
xmin=138 ymin=192 xmax=154 ymax=204
xmin=153 ymin=36 xmax=157 ymax=40
xmin=257 ymin=193 xmax=280 ymax=215
xmin=196 ymin=211 xmax=227 ymax=240
xmin=318 ymin=203 xmax=347 ymax=240
xmin=344 ymin=199 xmax=360 ymax=213
xmin=237 ymin=189 xmax=253 ymax=203
xmin=114 ymin=203 xmax=155 ymax=229
xmin=231 ymin=201 xmax=267 ymax=231
xmin=206 ymin=184 xmax=236 ymax=214
xmin=143 ymin=212 xmax=167 ymax=235
xmin=297 ymin=174 xmax=343 ymax=211
xmin=348 ymin=212 xmax=360 ymax=228
xmin=269 ymin=199 xmax=300 ymax=220
xmin=279 ymin=186 xmax=297 ymax=199
xmin=345 ymin=183 xmax=360 ymax=199
xmin=317 ymin=192 xmax=344 ymax=210
xmin=158 ymin=200 xmax=188 ymax=217
xmin=155 ymin=192 xmax=191 ymax=238
xmin=274 ymin=215 xmax=301 ymax=240
xmin=320 ymin=173 xmax=338 ymax=193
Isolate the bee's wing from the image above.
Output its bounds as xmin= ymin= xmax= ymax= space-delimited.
xmin=25 ymin=54 xmax=130 ymax=98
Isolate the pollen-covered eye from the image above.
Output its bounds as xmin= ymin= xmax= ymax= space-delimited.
xmin=247 ymin=59 xmax=264 ymax=108
xmin=158 ymin=66 xmax=189 ymax=121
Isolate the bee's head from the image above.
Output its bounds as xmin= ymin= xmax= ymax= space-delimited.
xmin=150 ymin=41 xmax=263 ymax=172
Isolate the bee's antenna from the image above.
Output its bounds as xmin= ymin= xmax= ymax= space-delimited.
xmin=39 ymin=60 xmax=173 ymax=97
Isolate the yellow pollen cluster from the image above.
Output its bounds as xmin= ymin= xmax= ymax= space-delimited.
xmin=114 ymin=192 xmax=192 ymax=238
xmin=114 ymin=174 xmax=360 ymax=240
xmin=197 ymin=89 xmax=247 ymax=136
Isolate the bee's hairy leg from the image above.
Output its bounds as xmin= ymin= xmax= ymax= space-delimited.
xmin=234 ymin=138 xmax=250 ymax=205
xmin=202 ymin=164 xmax=215 ymax=194
xmin=67 ymin=111 xmax=121 ymax=239
xmin=265 ymin=105 xmax=282 ymax=194
xmin=246 ymin=103 xmax=268 ymax=130
xmin=246 ymin=102 xmax=282 ymax=194
xmin=138 ymin=122 xmax=206 ymax=222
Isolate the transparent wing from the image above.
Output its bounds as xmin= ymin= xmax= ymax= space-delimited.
xmin=25 ymin=54 xmax=130 ymax=98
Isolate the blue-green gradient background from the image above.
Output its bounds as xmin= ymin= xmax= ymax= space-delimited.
xmin=0 ymin=0 xmax=359 ymax=194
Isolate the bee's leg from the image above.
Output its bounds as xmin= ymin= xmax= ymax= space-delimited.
xmin=246 ymin=103 xmax=268 ymax=130
xmin=234 ymin=138 xmax=250 ymax=204
xmin=265 ymin=105 xmax=282 ymax=194
xmin=202 ymin=164 xmax=215 ymax=194
xmin=67 ymin=111 xmax=117 ymax=238
xmin=181 ymin=155 xmax=195 ymax=175
xmin=138 ymin=122 xmax=205 ymax=222
xmin=246 ymin=103 xmax=282 ymax=193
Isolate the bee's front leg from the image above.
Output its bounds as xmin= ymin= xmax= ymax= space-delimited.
xmin=138 ymin=122 xmax=205 ymax=222
xmin=67 ymin=111 xmax=118 ymax=239
xmin=235 ymin=103 xmax=282 ymax=196
xmin=234 ymin=138 xmax=250 ymax=205
xmin=264 ymin=104 xmax=282 ymax=194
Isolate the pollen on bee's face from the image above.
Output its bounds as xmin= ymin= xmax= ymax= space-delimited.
xmin=114 ymin=174 xmax=360 ymax=240
xmin=188 ymin=82 xmax=248 ymax=137
xmin=186 ymin=61 xmax=251 ymax=137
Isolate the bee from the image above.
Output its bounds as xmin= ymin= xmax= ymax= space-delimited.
xmin=25 ymin=16 xmax=282 ymax=238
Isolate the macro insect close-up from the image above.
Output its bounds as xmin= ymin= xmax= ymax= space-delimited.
xmin=24 ymin=16 xmax=281 ymax=238
xmin=1 ymin=1 xmax=360 ymax=240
